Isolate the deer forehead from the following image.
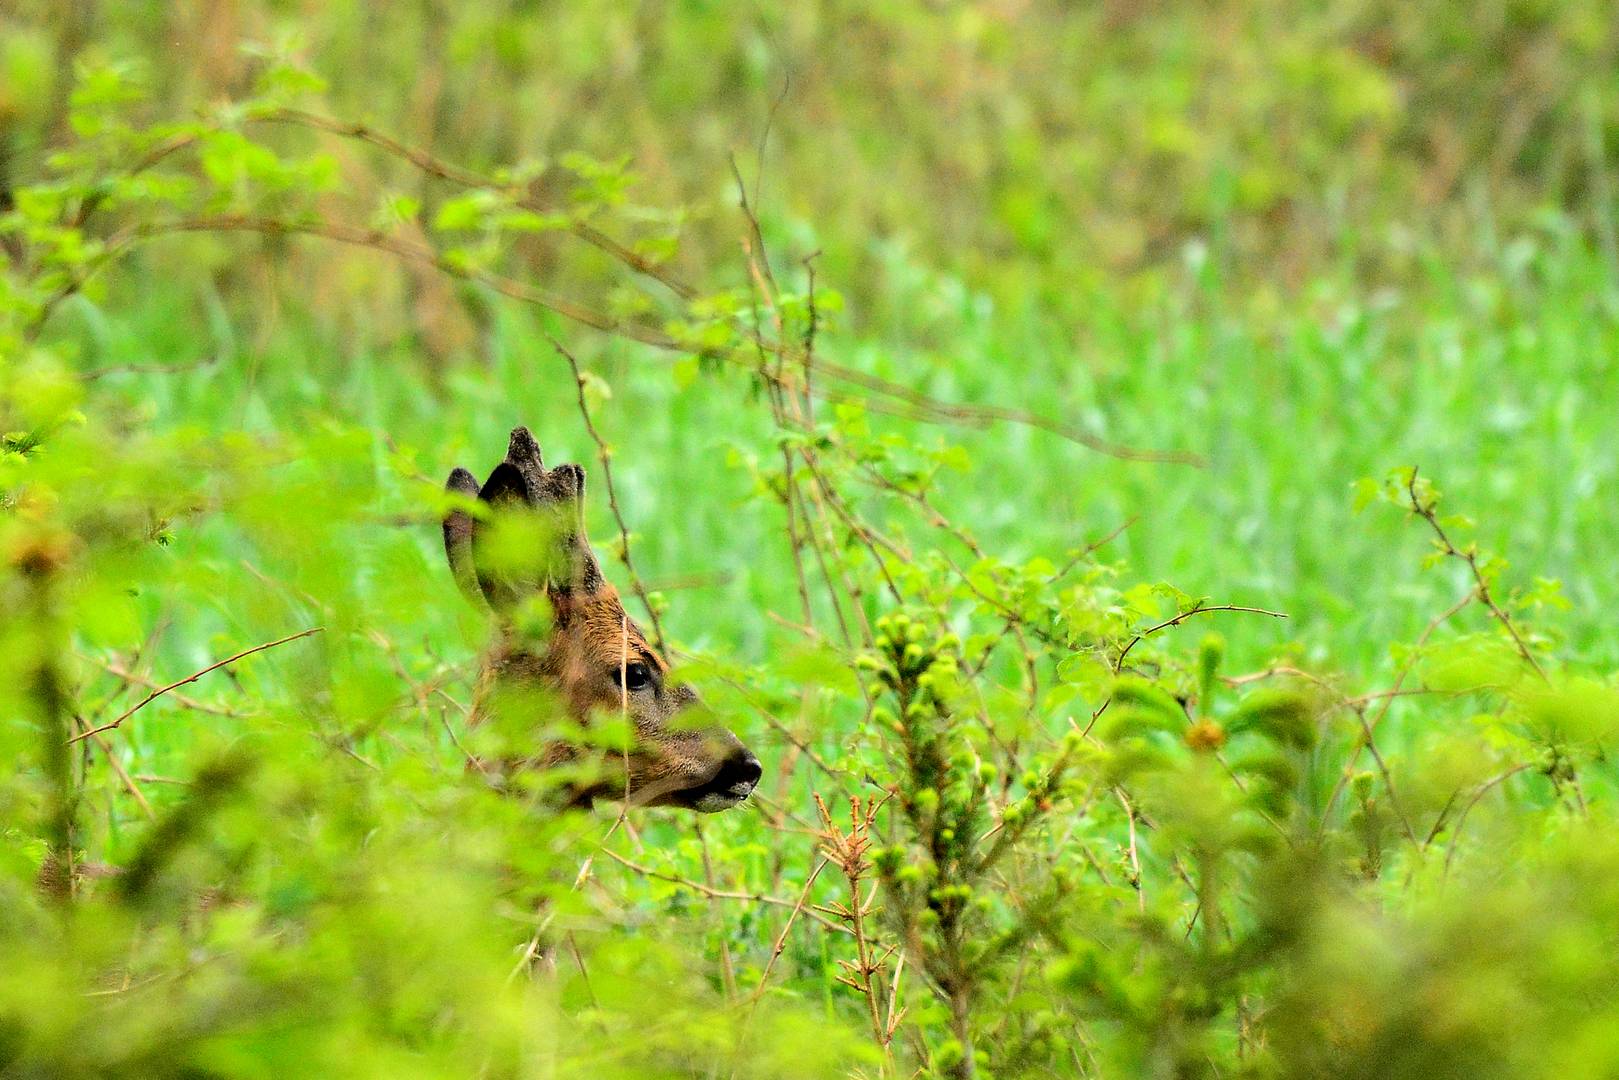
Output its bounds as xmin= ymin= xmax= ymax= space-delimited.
xmin=557 ymin=586 xmax=666 ymax=671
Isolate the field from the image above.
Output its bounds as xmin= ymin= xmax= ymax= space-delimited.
xmin=4 ymin=4 xmax=1619 ymax=1077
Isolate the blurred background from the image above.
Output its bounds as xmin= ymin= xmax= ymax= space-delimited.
xmin=4 ymin=0 xmax=1617 ymax=672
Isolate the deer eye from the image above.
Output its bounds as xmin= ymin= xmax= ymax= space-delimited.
xmin=613 ymin=662 xmax=653 ymax=692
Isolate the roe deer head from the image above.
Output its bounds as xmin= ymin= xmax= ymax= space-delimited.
xmin=442 ymin=426 xmax=760 ymax=812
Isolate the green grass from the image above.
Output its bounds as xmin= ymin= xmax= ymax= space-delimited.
xmin=75 ymin=215 xmax=1619 ymax=712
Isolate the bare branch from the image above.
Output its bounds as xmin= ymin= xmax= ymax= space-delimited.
xmin=548 ymin=334 xmax=666 ymax=648
xmin=1405 ymin=468 xmax=1547 ymax=680
xmin=69 ymin=627 xmax=324 ymax=744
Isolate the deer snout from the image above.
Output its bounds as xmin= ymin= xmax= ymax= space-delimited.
xmin=713 ymin=745 xmax=762 ymax=797
xmin=679 ymin=734 xmax=760 ymax=813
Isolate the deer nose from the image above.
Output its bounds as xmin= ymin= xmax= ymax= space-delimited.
xmin=714 ymin=747 xmax=762 ymax=796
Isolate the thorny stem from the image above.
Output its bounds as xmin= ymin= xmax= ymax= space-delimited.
xmin=1405 ymin=468 xmax=1547 ymax=681
xmin=1084 ymin=604 xmax=1290 ymax=737
xmin=41 ymin=109 xmax=1202 ymax=465
xmin=1113 ymin=604 xmax=1289 ymax=674
xmin=735 ymin=222 xmax=858 ymax=649
xmin=816 ymin=793 xmax=897 ymax=1068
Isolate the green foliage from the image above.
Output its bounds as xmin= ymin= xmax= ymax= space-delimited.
xmin=1 ymin=7 xmax=1618 ymax=1079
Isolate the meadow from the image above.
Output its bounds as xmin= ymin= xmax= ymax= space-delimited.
xmin=4 ymin=3 xmax=1619 ymax=1077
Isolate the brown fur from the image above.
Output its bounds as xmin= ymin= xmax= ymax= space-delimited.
xmin=444 ymin=427 xmax=759 ymax=812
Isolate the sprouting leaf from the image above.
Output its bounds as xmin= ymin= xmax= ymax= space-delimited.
xmin=433 ymin=192 xmax=493 ymax=232
xmin=383 ymin=193 xmax=420 ymax=224
xmin=1351 ymin=476 xmax=1380 ymax=512
xmin=579 ymin=370 xmax=612 ymax=409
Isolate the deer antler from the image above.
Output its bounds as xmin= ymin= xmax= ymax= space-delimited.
xmin=442 ymin=426 xmax=604 ymax=612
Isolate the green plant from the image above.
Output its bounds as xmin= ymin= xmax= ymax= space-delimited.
xmin=3 ymin=25 xmax=1619 ymax=1080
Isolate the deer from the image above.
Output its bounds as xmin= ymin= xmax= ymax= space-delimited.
xmin=441 ymin=426 xmax=761 ymax=813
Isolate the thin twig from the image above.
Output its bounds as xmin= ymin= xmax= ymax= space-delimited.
xmin=69 ymin=627 xmax=324 ymax=744
xmin=1320 ymin=592 xmax=1473 ymax=829
xmin=746 ymin=856 xmax=830 ymax=1010
xmin=80 ymin=354 xmax=218 ymax=381
xmin=1084 ymin=604 xmax=1289 ymax=736
xmin=46 ymin=204 xmax=1194 ymax=462
xmin=550 ymin=333 xmax=665 ymax=647
xmin=600 ymin=847 xmax=852 ymax=937
xmin=1114 ymin=605 xmax=1289 ymax=674
xmin=1116 ymin=788 xmax=1145 ymax=914
xmin=1442 ymin=763 xmax=1534 ymax=878
xmin=815 ymin=793 xmax=896 ymax=1066
xmin=73 ymin=715 xmax=154 ymax=821
xmin=81 ymin=655 xmax=250 ymax=718
xmin=1405 ymin=468 xmax=1546 ymax=680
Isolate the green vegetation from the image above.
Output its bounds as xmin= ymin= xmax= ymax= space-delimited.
xmin=3 ymin=3 xmax=1619 ymax=1076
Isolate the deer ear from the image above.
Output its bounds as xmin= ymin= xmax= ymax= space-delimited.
xmin=442 ymin=467 xmax=485 ymax=608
